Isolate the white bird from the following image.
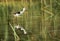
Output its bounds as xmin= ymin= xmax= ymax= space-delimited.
xmin=14 ymin=7 xmax=26 ymax=16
